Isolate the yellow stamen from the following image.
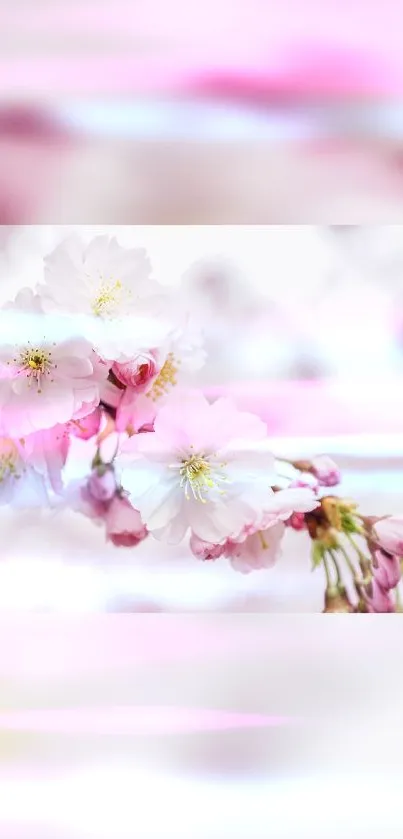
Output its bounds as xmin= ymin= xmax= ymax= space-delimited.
xmin=92 ymin=279 xmax=124 ymax=317
xmin=259 ymin=532 xmax=269 ymax=550
xmin=146 ymin=353 xmax=180 ymax=402
xmin=0 ymin=439 xmax=20 ymax=483
xmin=178 ymin=453 xmax=228 ymax=503
xmin=18 ymin=345 xmax=53 ymax=393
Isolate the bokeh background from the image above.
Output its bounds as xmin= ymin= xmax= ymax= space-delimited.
xmin=2 ymin=0 xmax=403 ymax=222
xmin=1 ymin=615 xmax=403 ymax=839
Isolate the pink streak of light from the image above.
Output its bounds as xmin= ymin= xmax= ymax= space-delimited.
xmin=189 ymin=47 xmax=396 ymax=101
xmin=205 ymin=378 xmax=403 ymax=437
xmin=0 ymin=706 xmax=295 ymax=735
xmin=1 ymin=54 xmax=398 ymax=98
xmin=2 ymin=0 xmax=403 ymax=96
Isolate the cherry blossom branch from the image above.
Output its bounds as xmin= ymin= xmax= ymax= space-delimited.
xmin=0 ymin=229 xmax=402 ymax=614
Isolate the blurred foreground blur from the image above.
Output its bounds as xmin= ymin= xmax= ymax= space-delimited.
xmin=1 ymin=616 xmax=403 ymax=838
xmin=3 ymin=0 xmax=403 ymax=221
xmin=3 ymin=102 xmax=403 ymax=222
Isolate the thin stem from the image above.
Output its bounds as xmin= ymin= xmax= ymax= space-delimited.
xmin=328 ymin=549 xmax=342 ymax=587
xmin=345 ymin=532 xmax=371 ymax=579
xmin=322 ymin=553 xmax=332 ymax=589
xmin=107 ymin=434 xmax=121 ymax=465
xmin=91 ymin=446 xmax=102 ymax=469
xmin=338 ymin=542 xmax=358 ymax=578
xmin=395 ymin=585 xmax=403 ymax=612
xmin=338 ymin=542 xmax=366 ymax=605
xmin=97 ymin=412 xmax=116 ymax=446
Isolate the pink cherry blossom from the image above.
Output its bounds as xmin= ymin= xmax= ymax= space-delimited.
xmin=365 ymin=578 xmax=395 ymax=613
xmin=117 ymin=390 xmax=277 ymax=545
xmin=115 ymin=389 xmax=156 ymax=434
xmin=40 ymin=234 xmax=162 ymax=315
xmin=372 ymin=548 xmax=401 ymax=591
xmin=138 ymin=422 xmax=155 ymax=433
xmin=0 ymin=290 xmax=107 ymax=436
xmin=374 ymin=516 xmax=403 ymax=557
xmin=0 ymin=435 xmax=50 ymax=507
xmin=105 ymin=495 xmax=148 ymax=547
xmin=189 ymin=533 xmax=226 ymax=561
xmin=225 ymin=521 xmax=286 ymax=574
xmin=222 ymin=486 xmax=317 ymax=573
xmin=288 ymin=512 xmax=306 ymax=531
xmin=67 ymin=472 xmax=148 ymax=548
xmin=22 ymin=424 xmax=71 ymax=495
xmin=76 ymin=481 xmax=110 ymax=522
xmin=87 ymin=467 xmax=117 ymax=502
xmin=261 ymin=487 xmax=318 ymax=524
xmin=114 ymin=318 xmax=206 ymax=434
xmin=38 ymin=235 xmax=171 ymax=361
xmin=311 ymin=455 xmax=341 ymax=487
xmin=68 ymin=407 xmax=102 ymax=440
xmin=189 ymin=487 xmax=317 ymax=570
xmin=112 ymin=351 xmax=159 ymax=392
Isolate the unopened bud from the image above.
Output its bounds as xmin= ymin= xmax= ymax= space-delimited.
xmin=288 ymin=512 xmax=306 ymax=531
xmin=87 ymin=467 xmax=117 ymax=502
xmin=311 ymin=455 xmax=341 ymax=487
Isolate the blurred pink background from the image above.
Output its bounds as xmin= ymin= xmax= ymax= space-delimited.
xmin=1 ymin=616 xmax=403 ymax=838
xmin=2 ymin=104 xmax=403 ymax=222
xmin=2 ymin=0 xmax=403 ymax=96
xmin=3 ymin=0 xmax=403 ymax=222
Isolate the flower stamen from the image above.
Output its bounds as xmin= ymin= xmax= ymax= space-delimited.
xmin=146 ymin=353 xmax=180 ymax=402
xmin=17 ymin=344 xmax=54 ymax=393
xmin=92 ymin=278 xmax=125 ymax=317
xmin=176 ymin=452 xmax=229 ymax=503
xmin=0 ymin=439 xmax=21 ymax=483
xmin=259 ymin=531 xmax=269 ymax=550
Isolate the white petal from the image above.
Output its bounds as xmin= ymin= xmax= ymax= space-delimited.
xmin=139 ymin=479 xmax=182 ymax=531
xmin=150 ymin=510 xmax=189 ymax=545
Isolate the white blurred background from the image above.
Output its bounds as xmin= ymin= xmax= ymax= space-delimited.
xmin=1 ymin=616 xmax=403 ymax=839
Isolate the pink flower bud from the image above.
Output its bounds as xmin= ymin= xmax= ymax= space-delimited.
xmin=105 ymin=495 xmax=148 ymax=547
xmin=87 ymin=468 xmax=117 ymax=502
xmin=189 ymin=532 xmax=225 ymax=561
xmin=365 ymin=578 xmax=395 ymax=613
xmin=372 ymin=548 xmax=401 ymax=590
xmin=311 ymin=455 xmax=341 ymax=487
xmin=112 ymin=352 xmax=159 ymax=393
xmin=287 ymin=512 xmax=306 ymax=531
xmin=374 ymin=516 xmax=403 ymax=557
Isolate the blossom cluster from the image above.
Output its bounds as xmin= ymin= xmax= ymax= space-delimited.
xmin=1 ymin=232 xmax=402 ymax=612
